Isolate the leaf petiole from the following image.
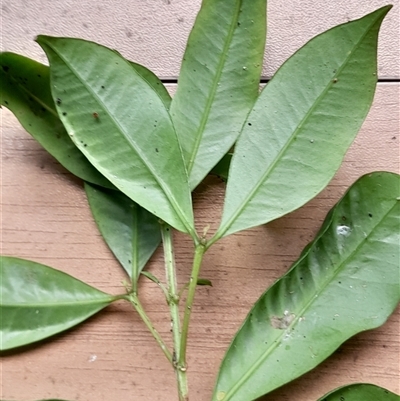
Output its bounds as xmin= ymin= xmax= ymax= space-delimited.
xmin=126 ymin=293 xmax=173 ymax=365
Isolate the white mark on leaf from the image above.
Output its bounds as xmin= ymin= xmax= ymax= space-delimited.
xmin=270 ymin=311 xmax=295 ymax=329
xmin=336 ymin=225 xmax=351 ymax=236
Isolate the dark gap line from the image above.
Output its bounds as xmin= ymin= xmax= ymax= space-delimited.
xmin=160 ymin=77 xmax=400 ymax=84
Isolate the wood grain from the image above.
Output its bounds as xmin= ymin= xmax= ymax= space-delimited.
xmin=1 ymin=0 xmax=399 ymax=79
xmin=1 ymin=84 xmax=399 ymax=400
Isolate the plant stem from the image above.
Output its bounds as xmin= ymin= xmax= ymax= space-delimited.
xmin=178 ymin=243 xmax=206 ymax=368
xmin=127 ymin=293 xmax=173 ymax=365
xmin=161 ymin=223 xmax=189 ymax=401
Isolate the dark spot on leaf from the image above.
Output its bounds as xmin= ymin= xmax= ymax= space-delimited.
xmin=338 ymin=281 xmax=342 ymax=284
xmin=62 ymin=112 xmax=67 ymax=116
xmin=93 ymin=112 xmax=99 ymax=119
xmin=56 ymin=98 xmax=62 ymax=105
xmin=340 ymin=397 xmax=345 ymax=401
xmin=368 ymin=213 xmax=373 ymax=217
xmin=342 ymin=216 xmax=347 ymax=221
xmin=128 ymin=260 xmax=131 ymax=264
xmin=2 ymin=65 xmax=9 ymax=72
xmin=248 ymin=122 xmax=252 ymax=126
xmin=237 ymin=22 xmax=241 ymax=26
xmin=155 ymin=148 xmax=159 ymax=153
xmin=101 ymin=85 xmax=105 ymax=89
xmin=84 ymin=144 xmax=87 ymax=147
xmin=37 ymin=74 xmax=41 ymax=78
xmin=4 ymin=100 xmax=8 ymax=105
xmin=333 ymin=78 xmax=338 ymax=83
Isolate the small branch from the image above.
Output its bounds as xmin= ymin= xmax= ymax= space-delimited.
xmin=127 ymin=293 xmax=173 ymax=365
xmin=140 ymin=270 xmax=170 ymax=301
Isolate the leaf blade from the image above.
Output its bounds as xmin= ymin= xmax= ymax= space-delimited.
xmin=0 ymin=256 xmax=116 ymax=350
xmin=213 ymin=172 xmax=400 ymax=401
xmin=0 ymin=52 xmax=111 ymax=188
xmin=316 ymin=383 xmax=400 ymax=401
xmin=215 ymin=6 xmax=391 ymax=240
xmin=84 ymin=182 xmax=161 ymax=284
xmin=36 ymin=36 xmax=195 ymax=235
xmin=170 ymin=0 xmax=267 ymax=189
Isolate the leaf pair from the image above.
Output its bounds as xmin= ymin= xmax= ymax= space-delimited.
xmin=212 ymin=5 xmax=391 ymax=241
xmin=0 ymin=51 xmax=167 ymax=282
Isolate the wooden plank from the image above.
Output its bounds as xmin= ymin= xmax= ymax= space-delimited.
xmin=1 ymin=0 xmax=399 ymax=78
xmin=1 ymin=83 xmax=398 ymax=400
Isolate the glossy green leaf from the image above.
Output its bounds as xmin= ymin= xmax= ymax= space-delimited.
xmin=84 ymin=182 xmax=161 ymax=285
xmin=0 ymin=52 xmax=111 ymax=188
xmin=170 ymin=0 xmax=266 ymax=189
xmin=213 ymin=172 xmax=400 ymax=401
xmin=0 ymin=256 xmax=117 ymax=350
xmin=214 ymin=6 xmax=391 ymax=241
xmin=36 ymin=36 xmax=195 ymax=236
xmin=317 ymin=383 xmax=399 ymax=401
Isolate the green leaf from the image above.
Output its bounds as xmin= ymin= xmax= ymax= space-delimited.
xmin=84 ymin=182 xmax=161 ymax=285
xmin=211 ymin=153 xmax=232 ymax=181
xmin=317 ymin=383 xmax=400 ymax=401
xmin=170 ymin=0 xmax=266 ymax=189
xmin=0 ymin=256 xmax=117 ymax=350
xmin=213 ymin=6 xmax=391 ymax=241
xmin=0 ymin=52 xmax=111 ymax=188
xmin=196 ymin=278 xmax=212 ymax=286
xmin=129 ymin=61 xmax=171 ymax=110
xmin=0 ymin=52 xmax=171 ymax=189
xmin=36 ymin=36 xmax=195 ymax=236
xmin=213 ymin=172 xmax=400 ymax=401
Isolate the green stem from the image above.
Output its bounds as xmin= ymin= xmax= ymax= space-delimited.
xmin=131 ymin=203 xmax=140 ymax=293
xmin=178 ymin=243 xmax=206 ymax=368
xmin=127 ymin=293 xmax=173 ymax=365
xmin=161 ymin=223 xmax=189 ymax=401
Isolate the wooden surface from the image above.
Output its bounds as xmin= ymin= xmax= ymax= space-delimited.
xmin=1 ymin=2 xmax=399 ymax=401
xmin=1 ymin=0 xmax=399 ymax=78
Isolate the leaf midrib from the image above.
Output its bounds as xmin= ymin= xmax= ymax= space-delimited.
xmin=43 ymin=38 xmax=193 ymax=234
xmin=185 ymin=0 xmax=242 ymax=178
xmin=2 ymin=296 xmax=115 ymax=309
xmin=217 ymin=12 xmax=379 ymax=240
xmin=222 ymin=200 xmax=397 ymax=400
